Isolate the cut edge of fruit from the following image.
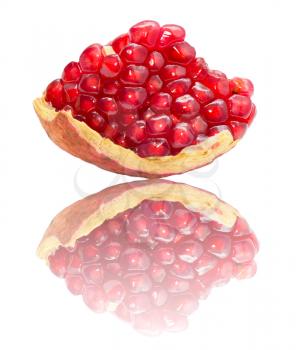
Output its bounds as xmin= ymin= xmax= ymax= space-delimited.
xmin=33 ymin=97 xmax=238 ymax=178
xmin=37 ymin=180 xmax=239 ymax=261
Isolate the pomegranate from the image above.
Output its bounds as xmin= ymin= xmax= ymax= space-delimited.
xmin=34 ymin=20 xmax=256 ymax=177
xmin=38 ymin=180 xmax=258 ymax=335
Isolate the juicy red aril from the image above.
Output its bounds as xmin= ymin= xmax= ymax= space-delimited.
xmin=45 ymin=20 xmax=255 ymax=157
xmin=49 ymin=199 xmax=258 ymax=334
xmin=45 ymin=79 xmax=65 ymax=110
xmin=164 ymin=41 xmax=195 ymax=66
xmin=120 ymin=43 xmax=148 ymax=64
xmin=230 ymin=77 xmax=254 ymax=97
xmin=129 ymin=20 xmax=160 ymax=49
xmin=137 ymin=138 xmax=170 ymax=157
xmin=100 ymin=54 xmax=122 ymax=78
xmin=147 ymin=114 xmax=172 ymax=135
xmin=203 ymin=99 xmax=228 ymax=123
xmin=126 ymin=120 xmax=146 ymax=143
xmin=228 ymin=94 xmax=252 ymax=117
xmin=160 ymin=64 xmax=186 ymax=81
xmin=86 ymin=111 xmax=106 ymax=132
xmin=158 ymin=24 xmax=186 ymax=48
xmin=191 ymin=82 xmax=214 ymax=105
xmin=120 ymin=65 xmax=149 ymax=85
xmin=64 ymin=84 xmax=78 ymax=104
xmin=79 ymin=74 xmax=101 ymax=94
xmin=118 ymin=87 xmax=147 ymax=110
xmin=146 ymin=75 xmax=163 ymax=95
xmin=170 ymin=123 xmax=195 ymax=149
xmin=172 ymin=94 xmax=200 ymax=119
xmin=79 ymin=44 xmax=103 ymax=72
xmin=166 ymin=78 xmax=191 ymax=98
xmin=150 ymin=92 xmax=172 ymax=113
xmin=112 ymin=33 xmax=130 ymax=54
xmin=146 ymin=51 xmax=165 ymax=72
xmin=62 ymin=62 xmax=82 ymax=82
xmin=229 ymin=121 xmax=248 ymax=140
xmin=98 ymin=97 xmax=118 ymax=116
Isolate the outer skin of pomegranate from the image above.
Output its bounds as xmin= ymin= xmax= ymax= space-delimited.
xmin=38 ymin=180 xmax=258 ymax=335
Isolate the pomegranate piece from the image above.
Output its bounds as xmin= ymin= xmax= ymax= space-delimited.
xmin=38 ymin=20 xmax=256 ymax=175
xmin=40 ymin=180 xmax=258 ymax=335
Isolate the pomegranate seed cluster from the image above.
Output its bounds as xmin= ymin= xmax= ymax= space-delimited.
xmin=45 ymin=20 xmax=256 ymax=158
xmin=49 ymin=199 xmax=258 ymax=335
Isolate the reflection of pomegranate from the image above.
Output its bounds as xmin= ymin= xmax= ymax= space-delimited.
xmin=38 ymin=180 xmax=258 ymax=335
xmin=34 ymin=20 xmax=256 ymax=178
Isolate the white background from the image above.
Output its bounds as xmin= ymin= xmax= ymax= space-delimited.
xmin=1 ymin=0 xmax=296 ymax=348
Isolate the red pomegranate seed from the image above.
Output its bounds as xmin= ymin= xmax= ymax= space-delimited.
xmin=151 ymin=222 xmax=176 ymax=243
xmin=137 ymin=138 xmax=170 ymax=157
xmin=45 ymin=79 xmax=65 ymax=110
xmin=97 ymin=97 xmax=118 ymax=116
xmin=75 ymin=94 xmax=97 ymax=114
xmin=146 ymin=75 xmax=163 ymax=95
xmin=48 ymin=247 xmax=70 ymax=277
xmin=124 ymin=273 xmax=152 ymax=293
xmin=100 ymin=54 xmax=122 ymax=78
xmin=62 ymin=62 xmax=82 ymax=82
xmin=133 ymin=310 xmax=165 ymax=336
xmin=228 ymin=94 xmax=252 ymax=117
xmin=102 ymin=241 xmax=121 ymax=261
xmin=150 ymin=286 xmax=168 ymax=306
xmin=83 ymin=264 xmax=104 ymax=284
xmin=203 ymin=99 xmax=228 ymax=123
xmin=150 ymin=92 xmax=172 ymax=113
xmin=230 ymin=77 xmax=254 ymax=97
xmin=187 ymin=57 xmax=208 ymax=81
xmin=65 ymin=274 xmax=85 ymax=295
xmin=120 ymin=64 xmax=149 ymax=85
xmin=149 ymin=263 xmax=166 ymax=283
xmin=118 ymin=86 xmax=147 ymax=110
xmin=86 ymin=111 xmax=106 ymax=132
xmin=79 ymin=244 xmax=100 ymax=262
xmin=246 ymin=104 xmax=256 ymax=125
xmin=203 ymin=70 xmax=230 ymax=97
xmin=171 ymin=208 xmax=197 ymax=233
xmin=112 ymin=33 xmax=130 ymax=54
xmin=120 ymin=43 xmax=148 ymax=64
xmin=64 ymin=83 xmax=79 ymax=104
xmin=170 ymin=123 xmax=195 ymax=149
xmin=191 ymin=82 xmax=214 ymax=105
xmin=126 ymin=120 xmax=146 ymax=143
xmin=120 ymin=248 xmax=151 ymax=271
xmin=129 ymin=20 xmax=160 ymax=49
xmin=157 ymin=24 xmax=186 ymax=48
xmin=168 ymin=293 xmax=198 ymax=316
xmin=143 ymin=200 xmax=173 ymax=219
xmin=117 ymin=110 xmax=138 ymax=127
xmin=165 ymin=275 xmax=190 ymax=293
xmin=194 ymin=253 xmax=218 ymax=276
xmin=82 ymin=285 xmax=106 ymax=312
xmin=102 ymin=80 xmax=120 ymax=95
xmin=147 ymin=114 xmax=172 ymax=135
xmin=160 ymin=64 xmax=186 ymax=81
xmin=146 ymin=51 xmax=165 ymax=72
xmin=233 ymin=261 xmax=257 ymax=280
xmin=125 ymin=293 xmax=152 ymax=314
xmin=172 ymin=94 xmax=200 ymax=119
xmin=104 ymin=280 xmax=126 ymax=305
xmin=164 ymin=41 xmax=195 ymax=66
xmin=232 ymin=238 xmax=257 ymax=263
xmin=166 ymin=78 xmax=191 ymax=98
xmin=229 ymin=121 xmax=248 ymax=140
xmin=153 ymin=246 xmax=175 ymax=265
xmin=205 ymin=234 xmax=232 ymax=259
xmin=79 ymin=74 xmax=101 ymax=94
xmin=190 ymin=116 xmax=208 ymax=135
xmin=102 ymin=121 xmax=119 ymax=139
xmin=170 ymin=259 xmax=195 ymax=279
xmin=79 ymin=44 xmax=103 ymax=72
xmin=176 ymin=240 xmax=203 ymax=263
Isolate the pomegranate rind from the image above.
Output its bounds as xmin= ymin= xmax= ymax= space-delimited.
xmin=37 ymin=180 xmax=239 ymax=261
xmin=33 ymin=98 xmax=238 ymax=178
